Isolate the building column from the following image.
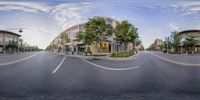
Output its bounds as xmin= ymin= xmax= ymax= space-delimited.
xmin=76 ymin=46 xmax=78 ymax=54
xmin=198 ymin=46 xmax=200 ymax=54
xmin=3 ymin=45 xmax=6 ymax=54
xmin=180 ymin=46 xmax=183 ymax=54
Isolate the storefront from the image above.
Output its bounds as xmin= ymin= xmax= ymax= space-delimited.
xmin=0 ymin=45 xmax=3 ymax=53
xmin=179 ymin=30 xmax=200 ymax=54
xmin=0 ymin=30 xmax=21 ymax=53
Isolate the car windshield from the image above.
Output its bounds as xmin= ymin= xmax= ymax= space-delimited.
xmin=0 ymin=0 xmax=200 ymax=100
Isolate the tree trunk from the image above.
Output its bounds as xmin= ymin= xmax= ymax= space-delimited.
xmin=85 ymin=45 xmax=88 ymax=56
xmin=124 ymin=43 xmax=128 ymax=52
xmin=192 ymin=46 xmax=195 ymax=54
xmin=132 ymin=42 xmax=135 ymax=51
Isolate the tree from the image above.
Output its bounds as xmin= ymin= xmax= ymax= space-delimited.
xmin=85 ymin=18 xmax=111 ymax=43
xmin=77 ymin=32 xmax=94 ymax=45
xmin=52 ymin=44 xmax=58 ymax=49
xmin=8 ymin=40 xmax=18 ymax=47
xmin=184 ymin=36 xmax=199 ymax=54
xmin=18 ymin=38 xmax=23 ymax=52
xmin=76 ymin=18 xmax=112 ymax=54
xmin=76 ymin=31 xmax=95 ymax=55
xmin=60 ymin=33 xmax=70 ymax=45
xmin=146 ymin=43 xmax=155 ymax=51
xmin=170 ymin=31 xmax=181 ymax=52
xmin=128 ymin=25 xmax=140 ymax=51
xmin=139 ymin=44 xmax=144 ymax=51
xmin=115 ymin=21 xmax=132 ymax=51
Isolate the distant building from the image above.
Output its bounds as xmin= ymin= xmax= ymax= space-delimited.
xmin=179 ymin=30 xmax=200 ymax=54
xmin=0 ymin=30 xmax=21 ymax=53
xmin=154 ymin=38 xmax=163 ymax=51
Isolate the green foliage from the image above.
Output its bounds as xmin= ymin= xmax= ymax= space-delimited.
xmin=46 ymin=44 xmax=58 ymax=50
xmin=115 ymin=20 xmax=140 ymax=51
xmin=77 ymin=18 xmax=112 ymax=45
xmin=139 ymin=45 xmax=145 ymax=51
xmin=77 ymin=32 xmax=94 ymax=45
xmin=170 ymin=31 xmax=181 ymax=51
xmin=184 ymin=36 xmax=199 ymax=47
xmin=115 ymin=21 xmax=132 ymax=44
xmin=146 ymin=43 xmax=155 ymax=50
xmin=85 ymin=18 xmax=112 ymax=43
xmin=128 ymin=26 xmax=139 ymax=43
xmin=111 ymin=51 xmax=134 ymax=58
xmin=8 ymin=41 xmax=18 ymax=47
xmin=60 ymin=33 xmax=70 ymax=44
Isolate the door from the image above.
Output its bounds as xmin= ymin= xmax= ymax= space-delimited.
xmin=0 ymin=46 xmax=3 ymax=53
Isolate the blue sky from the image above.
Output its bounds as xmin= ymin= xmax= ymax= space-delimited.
xmin=0 ymin=0 xmax=200 ymax=49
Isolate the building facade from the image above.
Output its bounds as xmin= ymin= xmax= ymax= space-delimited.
xmin=179 ymin=30 xmax=200 ymax=54
xmin=63 ymin=23 xmax=85 ymax=54
xmin=154 ymin=38 xmax=163 ymax=51
xmin=50 ymin=23 xmax=85 ymax=54
xmin=0 ymin=30 xmax=21 ymax=53
xmin=89 ymin=16 xmax=124 ymax=55
xmin=50 ymin=16 xmax=133 ymax=55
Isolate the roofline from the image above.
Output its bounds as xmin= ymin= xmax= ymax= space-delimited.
xmin=179 ymin=30 xmax=200 ymax=34
xmin=0 ymin=30 xmax=21 ymax=37
xmin=65 ymin=23 xmax=85 ymax=31
xmin=51 ymin=23 xmax=86 ymax=44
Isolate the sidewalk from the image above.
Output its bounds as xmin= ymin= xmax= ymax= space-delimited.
xmin=53 ymin=52 xmax=140 ymax=61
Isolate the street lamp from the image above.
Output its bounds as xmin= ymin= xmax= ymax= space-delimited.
xmin=19 ymin=28 xmax=23 ymax=33
xmin=2 ymin=28 xmax=23 ymax=33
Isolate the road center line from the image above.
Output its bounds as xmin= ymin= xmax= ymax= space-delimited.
xmin=0 ymin=52 xmax=41 ymax=66
xmin=52 ymin=56 xmax=66 ymax=74
xmin=81 ymin=58 xmax=140 ymax=71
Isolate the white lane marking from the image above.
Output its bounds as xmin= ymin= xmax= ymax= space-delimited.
xmin=52 ymin=56 xmax=66 ymax=73
xmin=0 ymin=52 xmax=41 ymax=66
xmin=81 ymin=58 xmax=140 ymax=71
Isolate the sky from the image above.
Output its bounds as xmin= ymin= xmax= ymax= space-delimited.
xmin=0 ymin=0 xmax=200 ymax=49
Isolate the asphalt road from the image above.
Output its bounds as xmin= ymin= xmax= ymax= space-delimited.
xmin=0 ymin=51 xmax=200 ymax=100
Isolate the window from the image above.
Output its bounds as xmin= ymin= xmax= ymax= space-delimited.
xmin=0 ymin=36 xmax=3 ymax=42
xmin=5 ymin=37 xmax=10 ymax=42
xmin=108 ymin=19 xmax=113 ymax=26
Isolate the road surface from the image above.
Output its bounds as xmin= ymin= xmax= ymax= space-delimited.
xmin=0 ymin=51 xmax=200 ymax=100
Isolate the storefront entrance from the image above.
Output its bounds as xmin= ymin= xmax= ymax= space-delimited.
xmin=0 ymin=45 xmax=3 ymax=53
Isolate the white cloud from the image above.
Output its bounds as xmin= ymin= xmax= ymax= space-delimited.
xmin=169 ymin=22 xmax=179 ymax=31
xmin=178 ymin=2 xmax=200 ymax=7
xmin=50 ymin=3 xmax=92 ymax=29
xmin=0 ymin=2 xmax=50 ymax=13
xmin=0 ymin=1 xmax=92 ymax=29
xmin=0 ymin=1 xmax=93 ymax=48
xmin=170 ymin=1 xmax=200 ymax=16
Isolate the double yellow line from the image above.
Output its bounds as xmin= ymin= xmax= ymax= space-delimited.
xmin=0 ymin=52 xmax=40 ymax=66
xmin=152 ymin=53 xmax=200 ymax=67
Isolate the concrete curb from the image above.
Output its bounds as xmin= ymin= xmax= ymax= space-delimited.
xmin=87 ymin=53 xmax=140 ymax=61
xmin=51 ymin=52 xmax=140 ymax=61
